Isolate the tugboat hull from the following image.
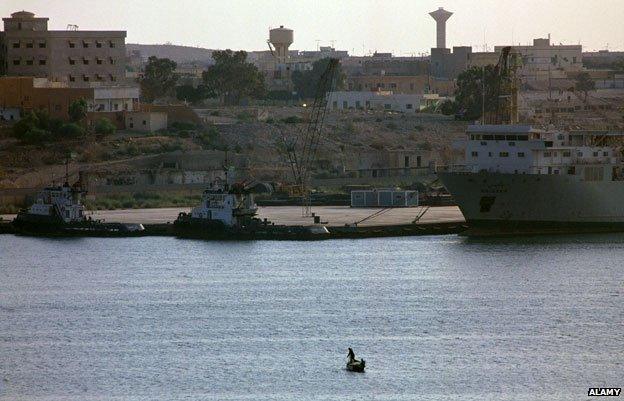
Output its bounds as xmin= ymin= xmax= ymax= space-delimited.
xmin=12 ymin=213 xmax=144 ymax=237
xmin=174 ymin=214 xmax=330 ymax=241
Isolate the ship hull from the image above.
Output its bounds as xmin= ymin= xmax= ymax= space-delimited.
xmin=173 ymin=215 xmax=330 ymax=240
xmin=12 ymin=213 xmax=144 ymax=237
xmin=438 ymin=171 xmax=624 ymax=236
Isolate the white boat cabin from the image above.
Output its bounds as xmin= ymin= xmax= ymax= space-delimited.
xmin=28 ymin=183 xmax=86 ymax=223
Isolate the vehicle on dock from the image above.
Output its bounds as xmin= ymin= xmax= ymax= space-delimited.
xmin=173 ymin=179 xmax=330 ymax=240
xmin=12 ymin=177 xmax=144 ymax=237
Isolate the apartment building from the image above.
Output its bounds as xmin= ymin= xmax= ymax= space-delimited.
xmin=0 ymin=11 xmax=126 ymax=86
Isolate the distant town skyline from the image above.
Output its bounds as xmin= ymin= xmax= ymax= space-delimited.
xmin=2 ymin=0 xmax=623 ymax=55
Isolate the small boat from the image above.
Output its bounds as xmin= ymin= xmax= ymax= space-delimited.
xmin=346 ymin=358 xmax=366 ymax=372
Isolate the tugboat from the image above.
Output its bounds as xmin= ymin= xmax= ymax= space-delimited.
xmin=174 ymin=173 xmax=330 ymax=240
xmin=12 ymin=170 xmax=144 ymax=236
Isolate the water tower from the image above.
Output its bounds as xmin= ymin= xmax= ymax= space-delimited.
xmin=269 ymin=26 xmax=294 ymax=63
xmin=429 ymin=7 xmax=453 ymax=49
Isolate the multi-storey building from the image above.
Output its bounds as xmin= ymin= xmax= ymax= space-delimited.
xmin=0 ymin=11 xmax=126 ymax=86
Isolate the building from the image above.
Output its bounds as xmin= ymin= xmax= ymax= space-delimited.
xmin=346 ymin=149 xmax=433 ymax=178
xmin=346 ymin=75 xmax=455 ymax=96
xmin=125 ymin=111 xmax=167 ymax=132
xmin=328 ymin=91 xmax=444 ymax=113
xmin=0 ymin=76 xmax=139 ymax=126
xmin=496 ymin=38 xmax=583 ymax=83
xmin=0 ymin=11 xmax=126 ymax=86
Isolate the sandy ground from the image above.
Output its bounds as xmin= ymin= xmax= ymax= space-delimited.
xmin=1 ymin=206 xmax=464 ymax=227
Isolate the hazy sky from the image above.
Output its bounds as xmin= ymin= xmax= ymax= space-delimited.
xmin=3 ymin=0 xmax=623 ymax=55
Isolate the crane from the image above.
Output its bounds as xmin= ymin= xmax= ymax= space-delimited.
xmin=282 ymin=58 xmax=340 ymax=216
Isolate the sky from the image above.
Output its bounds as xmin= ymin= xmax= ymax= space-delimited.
xmin=2 ymin=0 xmax=623 ymax=55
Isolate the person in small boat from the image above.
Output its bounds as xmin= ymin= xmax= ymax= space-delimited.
xmin=347 ymin=348 xmax=356 ymax=363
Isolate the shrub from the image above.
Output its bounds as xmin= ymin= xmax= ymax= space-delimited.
xmin=94 ymin=118 xmax=116 ymax=136
xmin=22 ymin=127 xmax=52 ymax=144
xmin=281 ymin=115 xmax=303 ymax=124
xmin=58 ymin=123 xmax=85 ymax=139
xmin=171 ymin=121 xmax=196 ymax=131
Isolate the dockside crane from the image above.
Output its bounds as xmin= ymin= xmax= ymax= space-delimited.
xmin=282 ymin=58 xmax=340 ymax=216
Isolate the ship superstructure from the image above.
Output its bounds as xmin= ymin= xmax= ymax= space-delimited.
xmin=188 ymin=180 xmax=258 ymax=227
xmin=438 ymin=124 xmax=624 ymax=235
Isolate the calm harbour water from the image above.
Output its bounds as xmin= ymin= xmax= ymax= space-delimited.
xmin=0 ymin=234 xmax=622 ymax=400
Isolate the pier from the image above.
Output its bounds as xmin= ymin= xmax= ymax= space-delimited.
xmin=0 ymin=206 xmax=467 ymax=238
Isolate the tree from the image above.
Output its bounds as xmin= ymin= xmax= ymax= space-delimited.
xmin=68 ymin=98 xmax=88 ymax=122
xmin=575 ymin=72 xmax=595 ymax=100
xmin=175 ymin=84 xmax=213 ymax=104
xmin=94 ymin=117 xmax=116 ymax=136
xmin=292 ymin=58 xmax=345 ymax=99
xmin=453 ymin=65 xmax=501 ymax=121
xmin=202 ymin=50 xmax=265 ymax=105
xmin=140 ymin=56 xmax=178 ymax=102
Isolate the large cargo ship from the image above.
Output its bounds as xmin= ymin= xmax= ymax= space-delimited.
xmin=438 ymin=124 xmax=624 ymax=235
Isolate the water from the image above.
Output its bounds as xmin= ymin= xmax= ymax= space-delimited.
xmin=0 ymin=234 xmax=622 ymax=400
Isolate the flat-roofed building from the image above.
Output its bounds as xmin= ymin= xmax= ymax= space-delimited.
xmin=0 ymin=76 xmax=139 ymax=126
xmin=0 ymin=11 xmax=126 ymax=86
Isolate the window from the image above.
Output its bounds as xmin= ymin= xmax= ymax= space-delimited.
xmin=26 ymin=42 xmax=34 ymax=48
xmin=13 ymin=59 xmax=20 ymax=66
xmin=69 ymin=58 xmax=75 ymax=65
xmin=384 ymin=104 xmax=391 ymax=110
xmin=39 ymin=59 xmax=46 ymax=65
xmin=593 ymin=151 xmax=599 ymax=157
xmin=406 ymin=104 xmax=413 ymax=109
xmin=603 ymin=151 xmax=609 ymax=156
xmin=83 ymin=41 xmax=89 ymax=48
xmin=543 ymin=152 xmax=551 ymax=157
xmin=96 ymin=58 xmax=103 ymax=65
xmin=83 ymin=58 xmax=89 ymax=65
xmin=508 ymin=141 xmax=516 ymax=146
xmin=563 ymin=151 xmax=571 ymax=157
xmin=499 ymin=152 xmax=509 ymax=157
xmin=12 ymin=42 xmax=20 ymax=48
xmin=404 ymin=156 xmax=410 ymax=167
xmin=518 ymin=152 xmax=525 ymax=158
xmin=488 ymin=152 xmax=492 ymax=157
xmin=96 ymin=41 xmax=102 ymax=48
xmin=342 ymin=101 xmax=348 ymax=108
xmin=69 ymin=41 xmax=75 ymax=48
xmin=109 ymin=41 xmax=115 ymax=48
xmin=83 ymin=75 xmax=89 ymax=82
xmin=142 ymin=120 xmax=147 ymax=125
xmin=109 ymin=57 xmax=115 ymax=65
xmin=38 ymin=42 xmax=46 ymax=48
xmin=577 ymin=151 xmax=583 ymax=157
xmin=471 ymin=151 xmax=479 ymax=157
xmin=26 ymin=59 xmax=33 ymax=66
xmin=69 ymin=75 xmax=75 ymax=82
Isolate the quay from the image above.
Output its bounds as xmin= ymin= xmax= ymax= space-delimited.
xmin=0 ymin=206 xmax=467 ymax=238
